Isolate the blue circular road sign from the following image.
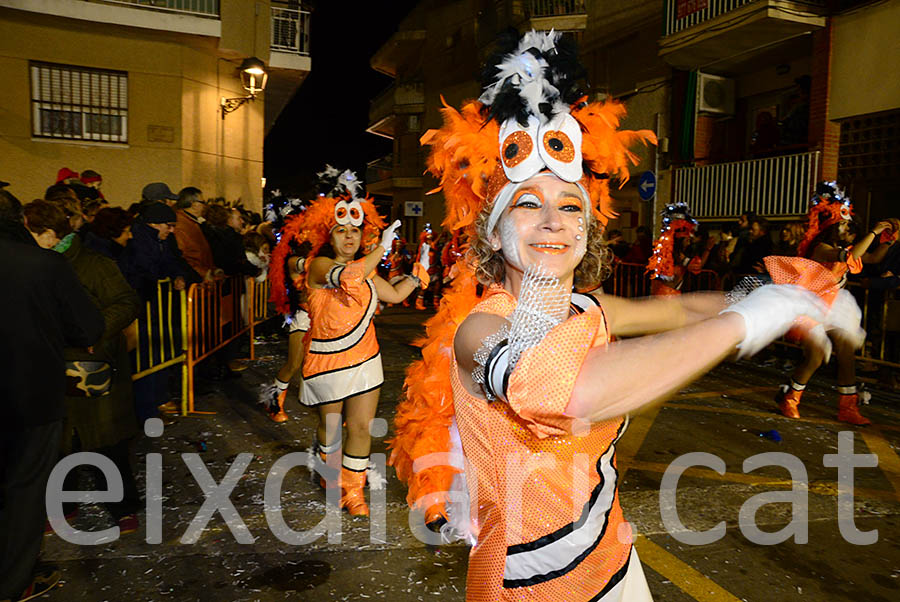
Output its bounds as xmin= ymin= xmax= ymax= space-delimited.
xmin=638 ymin=171 xmax=656 ymax=201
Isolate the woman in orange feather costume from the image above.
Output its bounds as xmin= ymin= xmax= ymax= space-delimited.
xmin=388 ymin=30 xmax=844 ymax=601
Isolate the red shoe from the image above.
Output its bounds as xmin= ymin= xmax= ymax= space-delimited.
xmin=837 ymin=394 xmax=871 ymax=426
xmin=340 ymin=468 xmax=369 ymax=516
xmin=776 ymin=386 xmax=802 ymax=419
xmin=117 ymin=514 xmax=139 ymax=535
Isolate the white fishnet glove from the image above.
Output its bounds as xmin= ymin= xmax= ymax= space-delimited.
xmin=824 ymin=289 xmax=866 ymax=349
xmin=380 ymin=220 xmax=402 ymax=252
xmin=721 ymin=284 xmax=827 ymax=359
xmin=418 ymin=243 xmax=431 ymax=272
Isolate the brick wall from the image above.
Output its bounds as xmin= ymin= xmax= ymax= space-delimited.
xmin=809 ymin=19 xmax=840 ymax=181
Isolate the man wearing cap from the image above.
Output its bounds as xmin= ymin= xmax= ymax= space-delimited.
xmin=120 ymin=202 xmax=196 ymax=298
xmin=121 ymin=202 xmax=199 ymax=423
xmin=140 ymin=181 xmax=176 ymax=205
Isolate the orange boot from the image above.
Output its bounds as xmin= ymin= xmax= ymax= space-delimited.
xmin=415 ymin=295 xmax=426 ymax=311
xmin=309 ymin=440 xmax=341 ymax=491
xmin=837 ymin=388 xmax=871 ymax=425
xmin=775 ymin=384 xmax=803 ymax=419
xmin=340 ymin=467 xmax=369 ymax=516
xmin=425 ymin=503 xmax=448 ymax=533
xmin=269 ymin=388 xmax=289 ymax=422
xmin=260 ymin=384 xmax=289 ymax=423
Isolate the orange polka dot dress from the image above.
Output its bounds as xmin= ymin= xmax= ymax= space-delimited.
xmin=301 ymin=258 xmax=383 ymax=406
xmin=451 ymin=288 xmax=649 ymax=601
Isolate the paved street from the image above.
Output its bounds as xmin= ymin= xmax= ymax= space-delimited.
xmin=40 ymin=306 xmax=900 ymax=601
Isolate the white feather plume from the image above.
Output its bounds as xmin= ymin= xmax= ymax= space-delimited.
xmin=316 ymin=164 xmax=341 ymax=180
xmin=338 ymin=169 xmax=363 ymax=199
xmin=479 ymin=29 xmax=563 ymax=124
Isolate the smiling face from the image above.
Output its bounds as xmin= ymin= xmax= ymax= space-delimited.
xmin=330 ymin=223 xmax=362 ymax=261
xmin=489 ymin=174 xmax=588 ymax=280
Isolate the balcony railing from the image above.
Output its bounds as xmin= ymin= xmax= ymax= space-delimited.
xmin=663 ymin=0 xmax=824 ymax=37
xmin=664 ymin=0 xmax=752 ymax=36
xmin=526 ymin=0 xmax=587 ymax=17
xmin=673 ymin=151 xmax=820 ymax=218
xmin=271 ymin=5 xmax=311 ymax=55
xmin=90 ymin=0 xmax=219 ymax=17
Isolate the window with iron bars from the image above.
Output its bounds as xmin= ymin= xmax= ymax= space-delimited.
xmin=30 ymin=61 xmax=128 ymax=143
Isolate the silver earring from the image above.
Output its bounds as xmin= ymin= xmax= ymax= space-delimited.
xmin=575 ymin=234 xmax=582 ymax=240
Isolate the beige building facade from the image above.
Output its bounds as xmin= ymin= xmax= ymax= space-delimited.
xmin=0 ymin=0 xmax=311 ymax=210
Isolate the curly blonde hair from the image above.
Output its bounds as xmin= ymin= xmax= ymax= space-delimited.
xmin=467 ymin=204 xmax=611 ymax=290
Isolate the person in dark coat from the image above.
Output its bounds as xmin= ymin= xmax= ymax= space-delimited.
xmin=733 ymin=217 xmax=773 ymax=275
xmin=24 ymin=200 xmax=143 ymax=530
xmin=119 ymin=203 xmax=198 ymax=422
xmin=83 ymin=207 xmax=134 ymax=266
xmin=0 ymin=189 xmax=104 ymax=601
xmin=119 ymin=202 xmax=197 ymax=300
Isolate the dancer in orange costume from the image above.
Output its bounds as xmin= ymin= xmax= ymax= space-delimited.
xmin=441 ymin=230 xmax=464 ymax=285
xmin=413 ymin=224 xmax=440 ymax=310
xmin=261 ymin=193 xmax=310 ymax=423
xmin=768 ymin=182 xmax=892 ymax=425
xmin=383 ymin=238 xmax=412 ymax=307
xmin=289 ymin=168 xmax=430 ymax=516
xmin=646 ymin=202 xmax=700 ymax=296
xmin=388 ymin=30 xmax=852 ymax=601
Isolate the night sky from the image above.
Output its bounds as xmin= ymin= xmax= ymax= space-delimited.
xmin=263 ymin=1 xmax=420 ymax=197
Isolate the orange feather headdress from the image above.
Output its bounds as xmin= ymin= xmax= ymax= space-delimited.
xmin=796 ymin=181 xmax=853 ymax=257
xmin=268 ymin=168 xmax=386 ymax=315
xmin=647 ymin=202 xmax=698 ymax=281
xmin=420 ymin=31 xmax=656 ymax=239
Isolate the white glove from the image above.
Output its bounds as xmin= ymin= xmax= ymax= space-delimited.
xmin=380 ymin=220 xmax=402 ymax=252
xmin=418 ymin=243 xmax=430 ymax=272
xmin=721 ymin=284 xmax=827 ymax=359
xmin=824 ymin=289 xmax=866 ymax=349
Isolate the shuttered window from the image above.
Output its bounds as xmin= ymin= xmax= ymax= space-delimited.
xmin=30 ymin=61 xmax=128 ymax=143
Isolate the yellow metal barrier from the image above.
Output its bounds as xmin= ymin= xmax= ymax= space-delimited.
xmin=247 ymin=276 xmax=272 ymax=361
xmin=183 ymin=275 xmax=275 ymax=414
xmin=131 ymin=278 xmax=190 ymax=419
xmin=132 ymin=278 xmax=187 ymax=380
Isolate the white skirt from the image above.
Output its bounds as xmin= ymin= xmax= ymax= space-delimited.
xmin=600 ymin=547 xmax=653 ymax=601
xmin=300 ymin=353 xmax=384 ymax=406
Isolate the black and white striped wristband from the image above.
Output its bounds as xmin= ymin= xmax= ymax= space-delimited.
xmin=326 ymin=264 xmax=345 ymax=288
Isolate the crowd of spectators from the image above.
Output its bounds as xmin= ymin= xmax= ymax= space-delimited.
xmin=606 ymin=209 xmax=899 ymax=294
xmin=0 ymin=170 xmax=275 ymax=601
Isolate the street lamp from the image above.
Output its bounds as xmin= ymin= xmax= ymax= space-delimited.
xmin=221 ymin=57 xmax=269 ymax=119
